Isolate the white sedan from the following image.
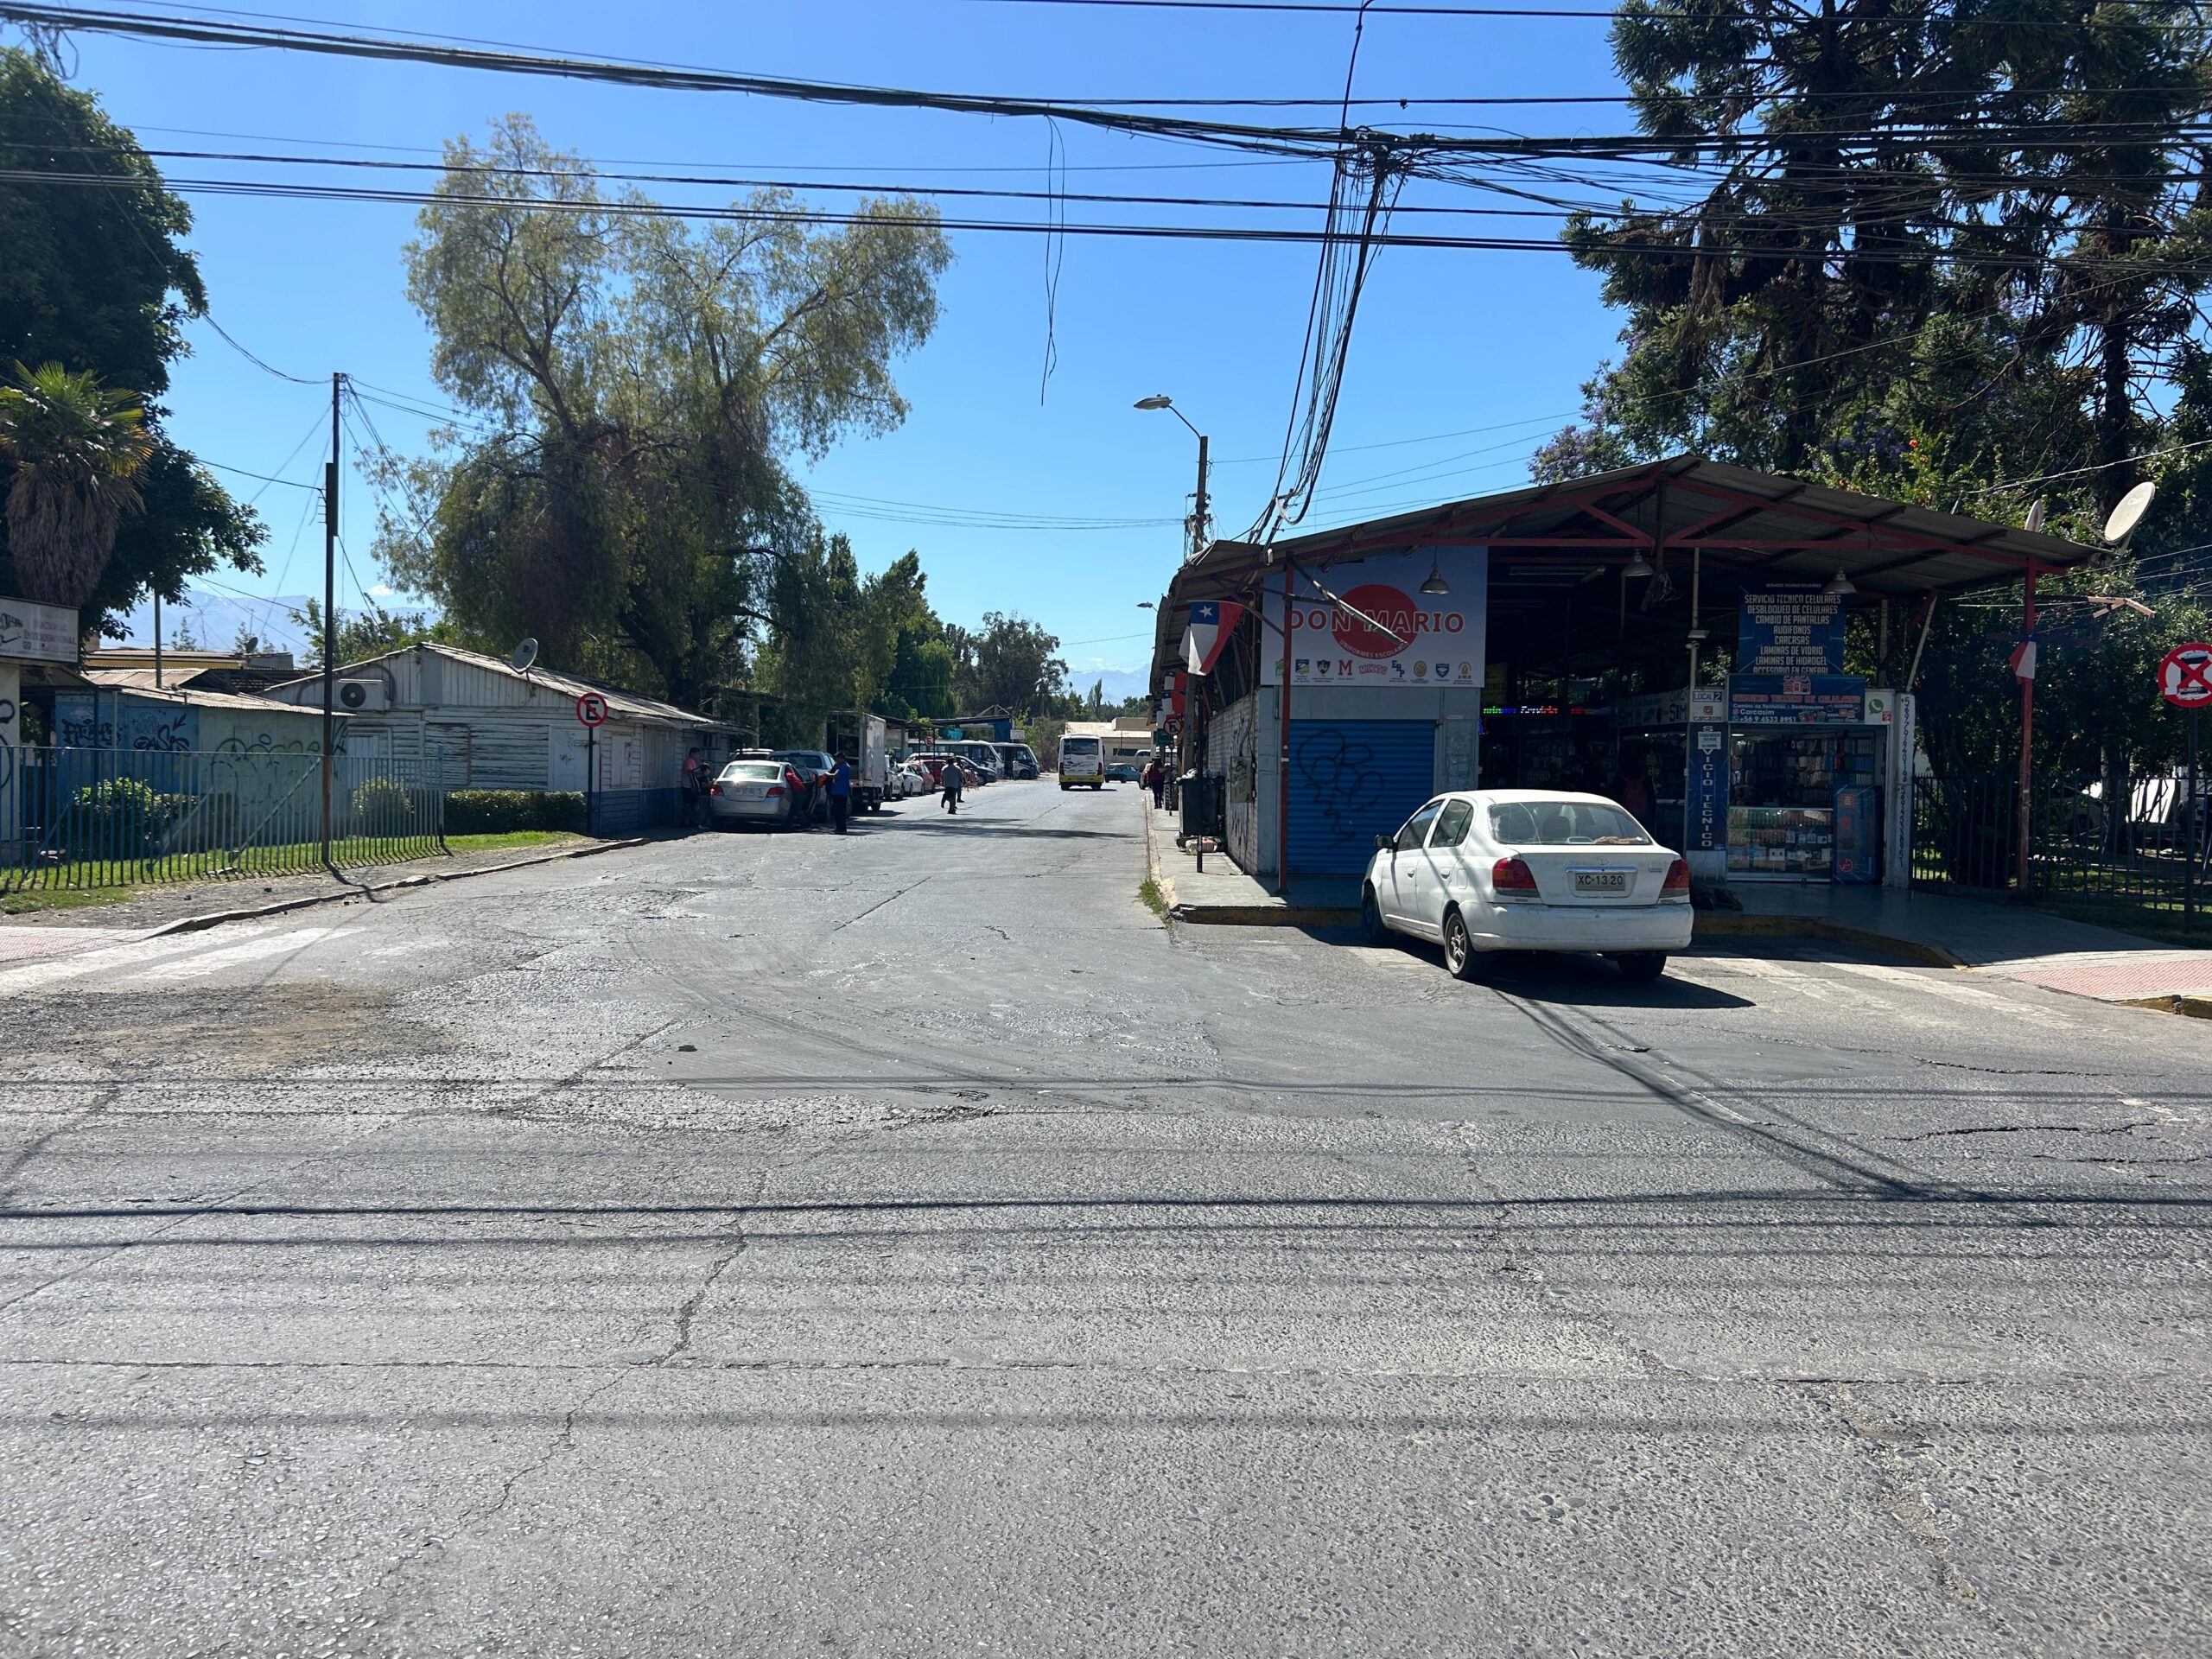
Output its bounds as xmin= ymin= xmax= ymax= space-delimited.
xmin=1361 ymin=789 xmax=1693 ymax=982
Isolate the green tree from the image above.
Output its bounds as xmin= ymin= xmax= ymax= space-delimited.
xmin=285 ymin=596 xmax=446 ymax=670
xmin=0 ymin=361 xmax=152 ymax=607
xmin=950 ymin=612 xmax=1071 ymax=716
xmin=378 ymin=116 xmax=950 ymax=708
xmin=0 ymin=48 xmax=262 ymax=628
xmin=1536 ymin=0 xmax=2212 ymax=518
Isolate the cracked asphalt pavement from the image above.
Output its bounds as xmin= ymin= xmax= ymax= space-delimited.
xmin=2 ymin=781 xmax=2208 ymax=1656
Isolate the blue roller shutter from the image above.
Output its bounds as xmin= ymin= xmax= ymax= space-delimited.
xmin=1285 ymin=719 xmax=1437 ymax=876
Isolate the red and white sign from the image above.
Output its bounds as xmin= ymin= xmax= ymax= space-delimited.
xmin=575 ymin=691 xmax=609 ymax=727
xmin=2159 ymin=643 xmax=2212 ymax=709
xmin=1262 ymin=545 xmax=1488 ymax=690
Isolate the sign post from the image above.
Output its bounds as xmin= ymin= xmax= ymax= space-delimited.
xmin=576 ymin=692 xmax=607 ymax=835
xmin=2159 ymin=643 xmax=2212 ymax=931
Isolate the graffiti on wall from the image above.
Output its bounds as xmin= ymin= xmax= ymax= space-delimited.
xmin=1294 ymin=727 xmax=1387 ymax=838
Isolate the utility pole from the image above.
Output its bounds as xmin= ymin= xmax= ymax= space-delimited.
xmin=152 ymin=592 xmax=162 ymax=688
xmin=1192 ymin=434 xmax=1210 ymax=559
xmin=321 ymin=372 xmax=340 ymax=868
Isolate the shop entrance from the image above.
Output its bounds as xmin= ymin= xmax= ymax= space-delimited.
xmin=1726 ymin=730 xmax=1884 ymax=881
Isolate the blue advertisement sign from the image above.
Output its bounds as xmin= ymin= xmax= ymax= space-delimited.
xmin=1729 ymin=675 xmax=1867 ymax=727
xmin=1687 ymin=724 xmax=1726 ymax=851
xmin=1737 ymin=584 xmax=1845 ymax=675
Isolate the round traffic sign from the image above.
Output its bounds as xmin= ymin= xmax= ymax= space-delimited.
xmin=2158 ymin=643 xmax=2212 ymax=709
xmin=575 ymin=691 xmax=608 ymax=728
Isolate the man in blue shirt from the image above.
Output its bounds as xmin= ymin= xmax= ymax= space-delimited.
xmin=827 ymin=757 xmax=853 ymax=834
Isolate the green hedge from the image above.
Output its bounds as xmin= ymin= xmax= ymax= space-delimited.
xmin=444 ymin=790 xmax=587 ymax=835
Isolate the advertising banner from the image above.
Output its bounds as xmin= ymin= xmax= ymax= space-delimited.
xmin=1736 ymin=583 xmax=1845 ymax=676
xmin=1687 ymin=723 xmax=1726 ymax=851
xmin=1262 ymin=545 xmax=1488 ymax=690
xmin=1729 ymin=674 xmax=1868 ymax=726
xmin=0 ymin=597 xmax=80 ymax=665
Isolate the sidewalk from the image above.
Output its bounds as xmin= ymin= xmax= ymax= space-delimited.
xmin=0 ymin=833 xmax=652 ymax=954
xmin=1142 ymin=798 xmax=1357 ymax=925
xmin=1714 ymin=883 xmax=2212 ymax=1009
xmin=1138 ymin=794 xmax=2212 ymax=1012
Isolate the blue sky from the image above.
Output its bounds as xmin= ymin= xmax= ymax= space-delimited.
xmin=46 ymin=2 xmax=1635 ymax=696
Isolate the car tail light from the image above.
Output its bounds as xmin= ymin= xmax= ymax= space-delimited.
xmin=709 ymin=784 xmax=723 ymax=797
xmin=766 ymin=785 xmax=785 ymax=798
xmin=1491 ymin=856 xmax=1539 ymax=894
xmin=1661 ymin=858 xmax=1691 ymax=899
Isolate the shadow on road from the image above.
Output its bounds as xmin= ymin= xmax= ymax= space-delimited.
xmin=1294 ymin=927 xmax=1756 ymax=1009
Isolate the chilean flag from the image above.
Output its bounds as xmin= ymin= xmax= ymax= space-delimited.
xmin=2008 ymin=625 xmax=2038 ymax=682
xmin=1183 ymin=600 xmax=1244 ymax=676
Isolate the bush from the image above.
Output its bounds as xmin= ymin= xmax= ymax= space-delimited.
xmin=443 ymin=790 xmax=587 ymax=835
xmin=67 ymin=776 xmax=173 ymax=858
xmin=350 ymin=776 xmax=415 ymax=825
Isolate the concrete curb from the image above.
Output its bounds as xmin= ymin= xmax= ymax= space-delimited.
xmin=1168 ymin=903 xmax=1360 ymax=928
xmin=1691 ymin=910 xmax=1967 ymax=969
xmin=1139 ymin=794 xmax=1175 ymax=916
xmin=2122 ymin=992 xmax=2212 ymax=1020
xmin=146 ymin=836 xmax=653 ymax=938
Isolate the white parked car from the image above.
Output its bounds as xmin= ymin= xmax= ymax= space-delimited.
xmin=896 ymin=760 xmax=932 ymax=798
xmin=1361 ymin=790 xmax=1692 ymax=982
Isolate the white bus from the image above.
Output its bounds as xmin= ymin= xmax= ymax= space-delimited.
xmin=1058 ymin=733 xmax=1104 ymax=790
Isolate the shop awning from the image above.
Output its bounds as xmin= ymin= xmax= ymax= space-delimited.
xmin=1149 ymin=454 xmax=2105 ymax=694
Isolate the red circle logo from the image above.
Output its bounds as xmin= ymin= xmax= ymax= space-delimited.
xmin=1333 ymin=584 xmax=1419 ymax=660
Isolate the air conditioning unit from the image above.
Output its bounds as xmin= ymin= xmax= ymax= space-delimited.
xmin=335 ymin=677 xmax=389 ymax=713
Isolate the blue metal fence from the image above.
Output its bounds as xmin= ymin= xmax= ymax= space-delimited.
xmin=3 ymin=745 xmax=446 ymax=894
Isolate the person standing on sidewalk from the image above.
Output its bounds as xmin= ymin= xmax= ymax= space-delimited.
xmin=827 ymin=756 xmax=854 ymax=834
xmin=682 ymin=747 xmax=704 ymax=827
xmin=1142 ymin=756 xmax=1165 ymax=810
xmin=940 ymin=758 xmax=964 ymax=815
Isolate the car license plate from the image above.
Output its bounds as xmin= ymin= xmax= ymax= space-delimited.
xmin=1573 ymin=870 xmax=1629 ymax=894
xmin=737 ymin=785 xmax=767 ymax=798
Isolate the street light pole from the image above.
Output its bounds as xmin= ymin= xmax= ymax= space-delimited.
xmin=1134 ymin=396 xmax=1209 ymax=559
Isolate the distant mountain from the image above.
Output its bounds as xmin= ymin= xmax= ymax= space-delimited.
xmin=110 ymin=592 xmax=316 ymax=656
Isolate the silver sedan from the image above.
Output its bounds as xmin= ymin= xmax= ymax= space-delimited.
xmin=707 ymin=760 xmax=798 ymax=830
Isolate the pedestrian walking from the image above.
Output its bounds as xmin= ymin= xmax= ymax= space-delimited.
xmin=940 ymin=758 xmax=964 ymax=815
xmin=1142 ymin=756 xmax=1165 ymax=810
xmin=827 ymin=756 xmax=854 ymax=834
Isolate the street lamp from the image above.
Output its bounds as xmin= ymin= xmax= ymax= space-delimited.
xmin=1135 ymin=395 xmax=1210 ymax=558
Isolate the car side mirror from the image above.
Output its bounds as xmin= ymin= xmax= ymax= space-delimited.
xmin=1374 ymin=834 xmax=1392 ymax=851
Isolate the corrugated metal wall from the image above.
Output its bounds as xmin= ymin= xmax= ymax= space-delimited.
xmin=1217 ymin=693 xmax=1260 ymax=874
xmin=1284 ymin=719 xmax=1436 ymax=876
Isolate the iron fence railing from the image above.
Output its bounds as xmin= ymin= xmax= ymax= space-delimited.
xmin=1913 ymin=769 xmax=2209 ymax=921
xmin=2 ymin=745 xmax=446 ymax=894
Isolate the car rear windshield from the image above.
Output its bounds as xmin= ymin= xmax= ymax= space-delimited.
xmin=1488 ymin=800 xmax=1651 ymax=846
xmin=1062 ymin=738 xmax=1101 ymax=753
xmin=722 ymin=762 xmax=783 ymax=781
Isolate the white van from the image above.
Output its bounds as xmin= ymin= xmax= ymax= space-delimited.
xmin=1058 ymin=734 xmax=1104 ymax=790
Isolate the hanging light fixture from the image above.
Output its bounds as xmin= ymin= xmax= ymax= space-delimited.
xmin=1419 ymin=556 xmax=1450 ymax=596
xmin=1822 ymin=567 xmax=1857 ymax=597
xmin=1624 ymin=549 xmax=1654 ymax=580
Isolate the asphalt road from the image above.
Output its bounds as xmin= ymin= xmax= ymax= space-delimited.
xmin=2 ymin=780 xmax=2207 ymax=1657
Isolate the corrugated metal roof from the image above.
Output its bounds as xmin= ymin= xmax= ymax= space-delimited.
xmin=265 ymin=643 xmax=738 ymax=730
xmin=1150 ymin=454 xmax=2109 ymax=688
xmin=80 ymin=670 xmax=345 ymax=716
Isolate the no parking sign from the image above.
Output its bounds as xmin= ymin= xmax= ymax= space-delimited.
xmin=575 ymin=692 xmax=608 ymax=728
xmin=2159 ymin=644 xmax=2212 ymax=709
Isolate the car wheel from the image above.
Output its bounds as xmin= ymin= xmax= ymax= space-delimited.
xmin=1613 ymin=951 xmax=1668 ymax=984
xmin=1360 ymin=887 xmax=1389 ymax=944
xmin=1442 ymin=907 xmax=1483 ymax=982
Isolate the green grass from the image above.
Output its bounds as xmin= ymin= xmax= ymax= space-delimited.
xmin=446 ymin=831 xmax=586 ymax=855
xmin=1138 ymin=877 xmax=1169 ymax=918
xmin=2 ymin=830 xmax=584 ymax=910
xmin=0 ymin=885 xmax=138 ymax=916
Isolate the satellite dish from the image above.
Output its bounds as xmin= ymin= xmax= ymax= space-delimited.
xmin=2103 ymin=481 xmax=2156 ymax=546
xmin=2023 ymin=498 xmax=2046 ymax=535
xmin=510 ymin=637 xmax=539 ymax=673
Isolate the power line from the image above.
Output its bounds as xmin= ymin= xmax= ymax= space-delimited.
xmin=16 ymin=5 xmax=2201 ymax=167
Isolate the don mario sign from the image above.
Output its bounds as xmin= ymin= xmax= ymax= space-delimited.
xmin=1262 ymin=545 xmax=1489 ymax=690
